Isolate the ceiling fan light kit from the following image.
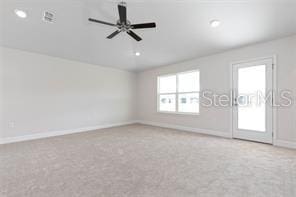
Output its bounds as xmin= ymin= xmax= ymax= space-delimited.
xmin=88 ymin=2 xmax=156 ymax=41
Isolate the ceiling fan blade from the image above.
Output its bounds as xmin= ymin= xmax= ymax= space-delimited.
xmin=118 ymin=4 xmax=127 ymax=24
xmin=88 ymin=18 xmax=116 ymax=26
xmin=131 ymin=23 xmax=156 ymax=29
xmin=107 ymin=30 xmax=121 ymax=39
xmin=127 ymin=30 xmax=142 ymax=41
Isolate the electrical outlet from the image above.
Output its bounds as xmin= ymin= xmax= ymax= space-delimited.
xmin=8 ymin=122 xmax=15 ymax=128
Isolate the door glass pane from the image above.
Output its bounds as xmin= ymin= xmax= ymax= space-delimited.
xmin=158 ymin=75 xmax=176 ymax=93
xmin=178 ymin=93 xmax=199 ymax=113
xmin=159 ymin=94 xmax=176 ymax=112
xmin=238 ymin=65 xmax=266 ymax=132
xmin=178 ymin=71 xmax=200 ymax=92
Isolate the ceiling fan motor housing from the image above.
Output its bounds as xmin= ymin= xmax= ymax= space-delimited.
xmin=117 ymin=20 xmax=131 ymax=32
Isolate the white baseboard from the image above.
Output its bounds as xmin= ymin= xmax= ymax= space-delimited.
xmin=2 ymin=120 xmax=295 ymax=150
xmin=0 ymin=121 xmax=137 ymax=145
xmin=274 ymin=139 xmax=296 ymax=149
xmin=138 ymin=120 xmax=296 ymax=149
xmin=138 ymin=120 xmax=232 ymax=138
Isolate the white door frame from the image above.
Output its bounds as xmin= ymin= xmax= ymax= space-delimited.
xmin=230 ymin=56 xmax=277 ymax=144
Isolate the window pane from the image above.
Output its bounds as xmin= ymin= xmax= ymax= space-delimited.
xmin=178 ymin=93 xmax=199 ymax=113
xmin=159 ymin=94 xmax=176 ymax=112
xmin=158 ymin=75 xmax=176 ymax=93
xmin=238 ymin=65 xmax=266 ymax=132
xmin=178 ymin=71 xmax=199 ymax=92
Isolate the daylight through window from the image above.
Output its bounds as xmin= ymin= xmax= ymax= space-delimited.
xmin=157 ymin=70 xmax=200 ymax=114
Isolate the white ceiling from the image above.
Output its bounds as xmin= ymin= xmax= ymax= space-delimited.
xmin=1 ymin=0 xmax=296 ymax=71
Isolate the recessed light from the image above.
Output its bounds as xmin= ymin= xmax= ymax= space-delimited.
xmin=15 ymin=9 xmax=27 ymax=18
xmin=210 ymin=20 xmax=221 ymax=28
xmin=135 ymin=52 xmax=140 ymax=56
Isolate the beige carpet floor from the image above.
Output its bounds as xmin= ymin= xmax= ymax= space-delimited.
xmin=1 ymin=124 xmax=296 ymax=197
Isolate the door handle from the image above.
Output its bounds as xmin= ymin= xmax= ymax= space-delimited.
xmin=233 ymin=98 xmax=238 ymax=106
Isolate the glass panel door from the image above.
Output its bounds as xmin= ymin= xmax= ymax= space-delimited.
xmin=238 ymin=65 xmax=266 ymax=132
xmin=232 ymin=58 xmax=273 ymax=144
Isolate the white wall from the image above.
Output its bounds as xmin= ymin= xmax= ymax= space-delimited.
xmin=0 ymin=47 xmax=136 ymax=140
xmin=137 ymin=35 xmax=296 ymax=144
xmin=1 ymin=36 xmax=295 ymax=147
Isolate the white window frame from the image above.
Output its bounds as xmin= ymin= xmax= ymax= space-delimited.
xmin=157 ymin=70 xmax=200 ymax=115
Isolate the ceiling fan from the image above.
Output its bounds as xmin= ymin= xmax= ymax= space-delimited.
xmin=88 ymin=2 xmax=156 ymax=41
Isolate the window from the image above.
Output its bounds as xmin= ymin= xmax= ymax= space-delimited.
xmin=157 ymin=70 xmax=200 ymax=114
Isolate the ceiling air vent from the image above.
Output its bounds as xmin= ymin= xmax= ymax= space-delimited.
xmin=43 ymin=11 xmax=54 ymax=23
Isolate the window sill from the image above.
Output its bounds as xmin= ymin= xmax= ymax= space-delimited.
xmin=157 ymin=111 xmax=200 ymax=116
